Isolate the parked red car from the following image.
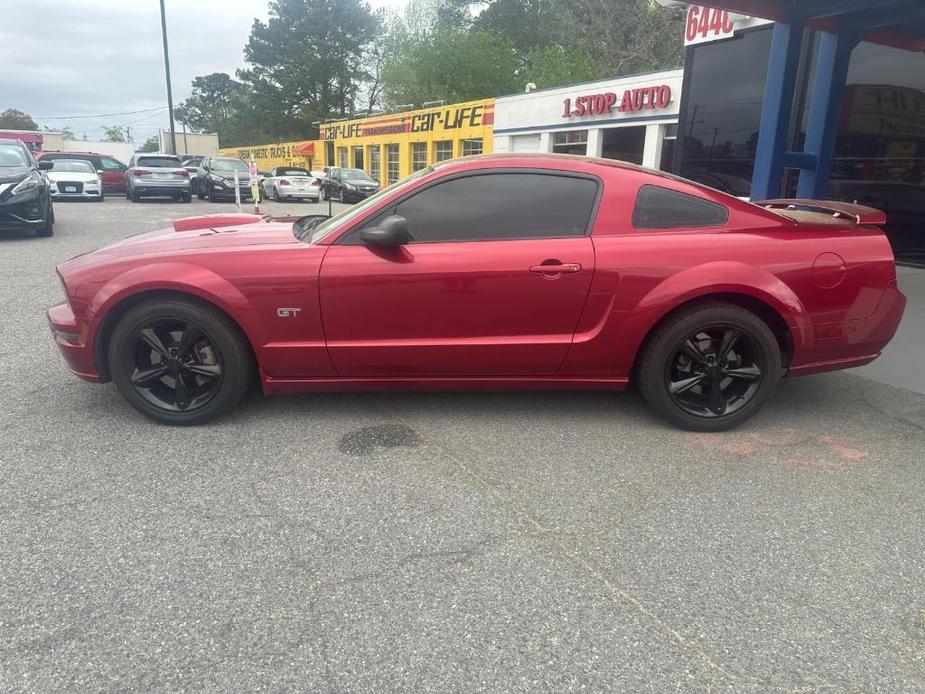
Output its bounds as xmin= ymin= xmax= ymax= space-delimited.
xmin=47 ymin=154 xmax=905 ymax=430
xmin=36 ymin=151 xmax=127 ymax=194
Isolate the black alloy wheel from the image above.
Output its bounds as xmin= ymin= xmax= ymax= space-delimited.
xmin=109 ymin=299 xmax=254 ymax=425
xmin=128 ymin=321 xmax=224 ymax=412
xmin=665 ymin=326 xmax=763 ymax=419
xmin=637 ymin=303 xmax=781 ymax=431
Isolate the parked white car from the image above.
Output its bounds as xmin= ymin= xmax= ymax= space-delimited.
xmin=46 ymin=159 xmax=103 ymax=202
xmin=260 ymin=167 xmax=322 ymax=202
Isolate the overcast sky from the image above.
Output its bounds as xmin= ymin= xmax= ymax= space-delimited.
xmin=0 ymin=0 xmax=399 ymax=143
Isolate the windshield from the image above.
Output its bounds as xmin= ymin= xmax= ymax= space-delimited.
xmin=50 ymin=160 xmax=95 ymax=173
xmin=213 ymin=158 xmax=249 ymax=172
xmin=339 ymin=168 xmax=374 ymax=182
xmin=0 ymin=143 xmax=29 ymax=167
xmin=305 ymin=166 xmax=434 ymax=244
xmin=138 ymin=156 xmax=180 ymax=168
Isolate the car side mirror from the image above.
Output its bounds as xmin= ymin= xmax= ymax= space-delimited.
xmin=96 ymin=169 xmax=104 ymax=175
xmin=360 ymin=215 xmax=411 ymax=247
xmin=38 ymin=160 xmax=53 ymax=170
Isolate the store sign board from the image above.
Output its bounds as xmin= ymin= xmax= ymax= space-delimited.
xmin=684 ymin=5 xmax=770 ymax=46
xmin=562 ymin=85 xmax=672 ymax=119
xmin=322 ymin=104 xmax=490 ymax=141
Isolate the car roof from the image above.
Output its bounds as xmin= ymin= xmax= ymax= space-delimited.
xmin=0 ymin=138 xmax=28 ymax=148
xmin=38 ymin=151 xmax=104 ymax=157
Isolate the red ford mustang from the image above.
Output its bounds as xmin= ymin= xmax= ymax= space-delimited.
xmin=47 ymin=154 xmax=906 ymax=431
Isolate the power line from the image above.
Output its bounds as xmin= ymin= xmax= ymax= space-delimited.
xmin=34 ymin=106 xmax=169 ymax=121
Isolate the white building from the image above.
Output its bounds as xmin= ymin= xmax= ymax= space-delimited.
xmin=493 ymin=68 xmax=684 ymax=171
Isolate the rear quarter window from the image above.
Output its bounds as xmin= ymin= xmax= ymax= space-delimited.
xmin=632 ymin=184 xmax=729 ymax=229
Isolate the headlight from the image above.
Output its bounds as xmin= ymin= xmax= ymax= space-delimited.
xmin=209 ymin=174 xmax=224 ymax=182
xmin=11 ymin=176 xmax=40 ymax=195
xmin=343 ymin=182 xmax=356 ymax=191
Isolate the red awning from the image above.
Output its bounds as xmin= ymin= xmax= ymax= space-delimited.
xmin=293 ymin=141 xmax=315 ymax=156
xmin=0 ymin=130 xmax=43 ymax=144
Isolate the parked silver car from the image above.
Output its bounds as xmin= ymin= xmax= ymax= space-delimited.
xmin=260 ymin=166 xmax=322 ymax=202
xmin=124 ymin=153 xmax=191 ymax=203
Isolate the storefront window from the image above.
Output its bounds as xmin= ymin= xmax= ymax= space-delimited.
xmin=411 ymin=142 xmax=428 ymax=172
xmin=660 ymin=124 xmax=678 ymax=172
xmin=386 ymin=144 xmax=400 ymax=184
xmin=368 ymin=145 xmax=381 ymax=184
xmin=352 ymin=146 xmax=364 ymax=170
xmin=676 ymin=27 xmax=773 ymax=197
xmin=462 ymin=138 xmax=483 ymax=156
xmin=602 ymin=126 xmax=646 ymax=165
xmin=553 ymin=130 xmax=587 ymax=155
xmin=434 ymin=140 xmax=453 ymax=162
xmin=338 ymin=147 xmax=348 ymax=168
xmin=825 ymin=40 xmax=925 ymax=265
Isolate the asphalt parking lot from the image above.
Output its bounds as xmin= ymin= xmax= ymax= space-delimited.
xmin=1 ymin=196 xmax=924 ymax=692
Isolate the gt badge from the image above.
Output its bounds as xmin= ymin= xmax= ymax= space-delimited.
xmin=276 ymin=307 xmax=302 ymax=318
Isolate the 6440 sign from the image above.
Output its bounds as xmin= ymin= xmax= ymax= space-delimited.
xmin=685 ymin=5 xmax=735 ymax=45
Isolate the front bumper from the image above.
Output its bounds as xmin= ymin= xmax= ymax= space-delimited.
xmin=51 ymin=185 xmax=101 ymax=199
xmin=47 ymin=302 xmax=101 ymax=382
xmin=0 ymin=188 xmax=47 ymax=230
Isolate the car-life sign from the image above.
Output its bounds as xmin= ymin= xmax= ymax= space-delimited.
xmin=562 ymin=85 xmax=672 ymax=119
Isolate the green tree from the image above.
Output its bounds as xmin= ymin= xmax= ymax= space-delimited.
xmin=102 ymin=125 xmax=127 ymax=143
xmin=237 ymin=0 xmax=381 ymax=139
xmin=524 ymin=44 xmax=599 ymax=90
xmin=137 ymin=134 xmax=160 ymax=153
xmin=174 ymin=73 xmax=240 ymax=134
xmin=381 ymin=29 xmax=520 ymax=105
xmin=0 ymin=109 xmax=38 ymax=130
xmin=563 ymin=0 xmax=685 ymax=74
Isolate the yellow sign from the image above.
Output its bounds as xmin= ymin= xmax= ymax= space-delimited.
xmin=219 ymin=139 xmax=320 ymax=172
xmin=320 ymin=98 xmax=495 ymax=187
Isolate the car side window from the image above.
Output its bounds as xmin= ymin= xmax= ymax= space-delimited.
xmin=357 ymin=173 xmax=598 ymax=244
xmin=632 ymin=185 xmax=729 ymax=229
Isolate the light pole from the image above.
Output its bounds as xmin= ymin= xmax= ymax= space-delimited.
xmin=159 ymin=0 xmax=177 ymax=155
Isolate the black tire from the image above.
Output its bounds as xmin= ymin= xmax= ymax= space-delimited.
xmin=131 ymin=188 xmax=141 ymax=202
xmin=208 ymin=185 xmax=219 ymax=203
xmin=196 ymin=181 xmax=205 ymax=200
xmin=272 ymin=186 xmax=280 ymax=201
xmin=35 ymin=202 xmax=54 ymax=237
xmin=95 ymin=194 xmax=104 ymax=202
xmin=637 ymin=302 xmax=781 ymax=432
xmin=181 ymin=192 xmax=192 ymax=203
xmin=108 ymin=298 xmax=255 ymax=425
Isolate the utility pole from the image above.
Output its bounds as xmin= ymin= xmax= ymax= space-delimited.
xmin=159 ymin=0 xmax=177 ymax=155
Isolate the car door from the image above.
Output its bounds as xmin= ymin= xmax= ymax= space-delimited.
xmin=318 ymin=170 xmax=599 ymax=377
xmin=97 ymin=156 xmax=126 ymax=193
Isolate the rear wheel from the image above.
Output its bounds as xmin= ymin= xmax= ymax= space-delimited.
xmin=108 ymin=299 xmax=254 ymax=425
xmin=637 ymin=303 xmax=781 ymax=432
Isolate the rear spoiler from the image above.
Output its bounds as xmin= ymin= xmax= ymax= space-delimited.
xmin=758 ymin=199 xmax=886 ymax=225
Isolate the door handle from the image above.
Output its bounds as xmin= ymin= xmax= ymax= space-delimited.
xmin=529 ymin=262 xmax=582 ymax=274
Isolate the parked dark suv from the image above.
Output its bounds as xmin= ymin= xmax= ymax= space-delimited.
xmin=36 ymin=151 xmax=127 ymax=194
xmin=195 ymin=156 xmax=252 ymax=202
xmin=0 ymin=138 xmax=55 ymax=237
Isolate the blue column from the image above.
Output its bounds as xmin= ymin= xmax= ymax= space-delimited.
xmin=796 ymin=30 xmax=856 ymax=199
xmin=750 ymin=19 xmax=805 ymax=201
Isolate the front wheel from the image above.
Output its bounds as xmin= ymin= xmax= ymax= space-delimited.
xmin=637 ymin=303 xmax=781 ymax=432
xmin=108 ymin=299 xmax=255 ymax=425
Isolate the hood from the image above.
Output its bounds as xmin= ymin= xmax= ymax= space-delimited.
xmin=59 ymin=220 xmax=302 ymax=273
xmin=344 ymin=177 xmax=377 ymax=186
xmin=0 ymin=165 xmax=32 ymax=184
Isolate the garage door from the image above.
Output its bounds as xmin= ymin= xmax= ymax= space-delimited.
xmin=511 ymin=134 xmax=541 ymax=153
